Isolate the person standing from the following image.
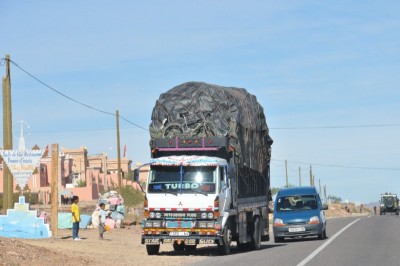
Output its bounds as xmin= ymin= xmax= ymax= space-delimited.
xmin=71 ymin=196 xmax=81 ymax=241
xmin=98 ymin=203 xmax=107 ymax=240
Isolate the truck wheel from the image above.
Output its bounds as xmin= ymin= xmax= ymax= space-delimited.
xmin=250 ymin=217 xmax=261 ymax=250
xmin=173 ymin=241 xmax=185 ymax=251
xmin=218 ymin=223 xmax=232 ymax=255
xmin=237 ymin=242 xmax=249 ymax=251
xmin=185 ymin=244 xmax=197 ymax=252
xmin=146 ymin=244 xmax=160 ymax=255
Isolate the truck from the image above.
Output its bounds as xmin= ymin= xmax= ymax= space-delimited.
xmin=135 ymin=81 xmax=273 ymax=255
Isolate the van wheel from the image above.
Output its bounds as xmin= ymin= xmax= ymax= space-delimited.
xmin=318 ymin=228 xmax=327 ymax=240
xmin=250 ymin=217 xmax=261 ymax=250
xmin=146 ymin=244 xmax=160 ymax=255
xmin=218 ymin=222 xmax=232 ymax=255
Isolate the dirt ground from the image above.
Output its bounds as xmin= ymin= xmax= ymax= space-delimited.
xmin=0 ymin=202 xmax=371 ymax=266
xmin=0 ymin=225 xmax=212 ymax=266
xmin=0 ymin=201 xmax=213 ymax=266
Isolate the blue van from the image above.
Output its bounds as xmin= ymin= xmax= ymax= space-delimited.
xmin=273 ymin=186 xmax=328 ymax=242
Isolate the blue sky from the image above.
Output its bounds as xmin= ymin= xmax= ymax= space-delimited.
xmin=1 ymin=1 xmax=399 ymax=203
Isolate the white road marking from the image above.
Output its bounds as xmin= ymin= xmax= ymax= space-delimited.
xmin=296 ymin=218 xmax=362 ymax=266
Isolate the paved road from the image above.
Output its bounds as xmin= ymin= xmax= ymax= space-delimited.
xmin=191 ymin=214 xmax=400 ymax=266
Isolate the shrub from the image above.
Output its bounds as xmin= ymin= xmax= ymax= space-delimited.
xmin=120 ymin=186 xmax=144 ymax=208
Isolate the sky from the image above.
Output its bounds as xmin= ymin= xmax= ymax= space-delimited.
xmin=1 ymin=1 xmax=399 ymax=203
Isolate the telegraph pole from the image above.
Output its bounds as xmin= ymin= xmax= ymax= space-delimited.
xmin=285 ymin=160 xmax=288 ymax=187
xmin=319 ymin=179 xmax=321 ymax=194
xmin=2 ymin=54 xmax=13 ymax=211
xmin=50 ymin=144 xmax=59 ymax=236
xmin=298 ymin=166 xmax=301 ymax=187
xmin=309 ymin=165 xmax=313 ymax=186
xmin=116 ymin=110 xmax=122 ymax=195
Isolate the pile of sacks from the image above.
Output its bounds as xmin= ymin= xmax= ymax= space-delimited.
xmin=91 ymin=191 xmax=126 ymax=229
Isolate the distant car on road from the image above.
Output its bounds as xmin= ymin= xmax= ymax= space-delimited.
xmin=380 ymin=193 xmax=399 ymax=215
xmin=273 ymin=186 xmax=328 ymax=243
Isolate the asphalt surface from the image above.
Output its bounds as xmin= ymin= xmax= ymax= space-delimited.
xmin=191 ymin=214 xmax=400 ymax=266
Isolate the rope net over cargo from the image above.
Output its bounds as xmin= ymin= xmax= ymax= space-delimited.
xmin=149 ymin=82 xmax=272 ymax=175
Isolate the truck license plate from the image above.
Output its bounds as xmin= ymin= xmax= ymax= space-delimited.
xmin=169 ymin=231 xmax=189 ymax=236
xmin=144 ymin=239 xmax=160 ymax=244
xmin=288 ymin=227 xmax=305 ymax=232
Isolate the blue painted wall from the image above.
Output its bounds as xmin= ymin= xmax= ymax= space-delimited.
xmin=0 ymin=196 xmax=52 ymax=239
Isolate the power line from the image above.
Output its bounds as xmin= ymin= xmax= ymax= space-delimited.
xmin=270 ymin=124 xmax=400 ymax=130
xmin=7 ymin=59 xmax=149 ymax=131
xmin=3 ymin=58 xmax=399 ymax=132
xmin=272 ymin=159 xmax=400 ymax=171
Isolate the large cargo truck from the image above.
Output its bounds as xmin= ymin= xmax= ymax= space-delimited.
xmin=136 ymin=82 xmax=273 ymax=255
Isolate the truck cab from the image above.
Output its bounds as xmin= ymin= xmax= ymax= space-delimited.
xmin=139 ymin=155 xmax=232 ymax=255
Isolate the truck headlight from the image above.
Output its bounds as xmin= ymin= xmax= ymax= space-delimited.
xmin=149 ymin=212 xmax=155 ymax=219
xmin=199 ymin=221 xmax=207 ymax=228
xmin=152 ymin=221 xmax=161 ymax=227
xmin=207 ymin=213 xmax=214 ymax=219
xmin=156 ymin=212 xmax=162 ymax=219
xmin=201 ymin=213 xmax=207 ymax=219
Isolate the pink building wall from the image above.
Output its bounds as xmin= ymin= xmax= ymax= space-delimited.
xmin=0 ymin=148 xmax=142 ymax=203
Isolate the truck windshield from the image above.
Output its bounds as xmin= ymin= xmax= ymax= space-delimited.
xmin=276 ymin=195 xmax=318 ymax=212
xmin=148 ymin=165 xmax=216 ymax=194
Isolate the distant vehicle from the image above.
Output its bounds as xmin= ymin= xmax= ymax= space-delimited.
xmin=273 ymin=186 xmax=328 ymax=243
xmin=380 ymin=193 xmax=399 ymax=215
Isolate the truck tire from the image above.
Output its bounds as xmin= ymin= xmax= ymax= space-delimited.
xmin=237 ymin=242 xmax=249 ymax=251
xmin=173 ymin=241 xmax=185 ymax=251
xmin=146 ymin=244 xmax=160 ymax=255
xmin=218 ymin=223 xmax=232 ymax=255
xmin=250 ymin=217 xmax=261 ymax=250
xmin=185 ymin=244 xmax=197 ymax=252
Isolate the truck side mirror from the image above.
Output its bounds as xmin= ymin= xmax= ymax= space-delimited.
xmin=133 ymin=169 xmax=139 ymax=182
xmin=322 ymin=204 xmax=328 ymax=210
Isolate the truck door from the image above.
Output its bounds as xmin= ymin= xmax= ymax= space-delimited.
xmin=219 ymin=166 xmax=231 ymax=214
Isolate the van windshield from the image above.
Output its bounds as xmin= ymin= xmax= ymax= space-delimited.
xmin=276 ymin=195 xmax=318 ymax=212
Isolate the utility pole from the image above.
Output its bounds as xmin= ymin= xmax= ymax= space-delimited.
xmin=285 ymin=160 xmax=288 ymax=187
xmin=2 ymin=54 xmax=13 ymax=211
xmin=298 ymin=166 xmax=301 ymax=186
xmin=116 ymin=110 xmax=122 ymax=195
xmin=319 ymin=179 xmax=321 ymax=194
xmin=103 ymin=152 xmax=108 ymax=191
xmin=309 ymin=165 xmax=313 ymax=186
xmin=50 ymin=144 xmax=59 ymax=236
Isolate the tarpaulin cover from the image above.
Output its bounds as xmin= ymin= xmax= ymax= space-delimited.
xmin=149 ymin=82 xmax=272 ymax=173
